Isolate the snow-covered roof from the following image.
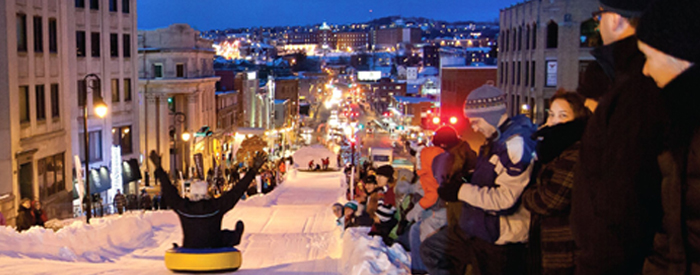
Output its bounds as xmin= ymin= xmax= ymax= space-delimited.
xmin=406 ymin=85 xmax=420 ymax=95
xmin=215 ymin=90 xmax=238 ymax=95
xmin=393 ymin=96 xmax=435 ymax=104
xmin=465 ymin=47 xmax=492 ymax=52
xmin=419 ymin=66 xmax=439 ymax=76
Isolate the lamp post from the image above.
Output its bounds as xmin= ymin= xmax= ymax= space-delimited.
xmin=181 ymin=131 xmax=191 ymax=178
xmin=82 ymin=73 xmax=108 ymax=224
xmin=171 ymin=112 xmax=187 ymax=178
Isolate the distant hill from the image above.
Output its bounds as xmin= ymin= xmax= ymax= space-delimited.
xmin=363 ymin=16 xmax=495 ymax=27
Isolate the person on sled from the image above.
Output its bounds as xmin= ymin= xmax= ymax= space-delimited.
xmin=149 ymin=150 xmax=267 ymax=249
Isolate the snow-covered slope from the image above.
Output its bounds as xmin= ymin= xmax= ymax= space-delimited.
xmin=292 ymin=145 xmax=339 ymax=169
xmin=0 ymin=170 xmax=409 ymax=274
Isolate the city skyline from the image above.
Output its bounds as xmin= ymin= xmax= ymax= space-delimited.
xmin=137 ymin=0 xmax=516 ymax=31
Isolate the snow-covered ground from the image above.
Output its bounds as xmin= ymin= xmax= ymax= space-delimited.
xmin=0 ymin=170 xmax=410 ymax=274
xmin=292 ymin=145 xmax=339 ymax=169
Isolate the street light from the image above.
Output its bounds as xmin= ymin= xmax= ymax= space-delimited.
xmin=171 ymin=112 xmax=187 ymax=178
xmin=82 ymin=73 xmax=107 ymax=224
xmin=449 ymin=116 xmax=458 ymax=125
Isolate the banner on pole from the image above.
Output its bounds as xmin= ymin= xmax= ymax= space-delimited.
xmin=194 ymin=153 xmax=204 ymax=180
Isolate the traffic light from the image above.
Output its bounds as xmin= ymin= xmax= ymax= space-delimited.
xmin=432 ymin=117 xmax=440 ymax=125
xmin=449 ymin=116 xmax=458 ymax=125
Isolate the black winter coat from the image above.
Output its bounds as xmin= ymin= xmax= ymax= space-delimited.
xmin=156 ymin=166 xmax=258 ymax=248
xmin=16 ymin=205 xmax=34 ymax=231
xmin=571 ymin=36 xmax=668 ymax=274
xmin=643 ymin=65 xmax=700 ymax=275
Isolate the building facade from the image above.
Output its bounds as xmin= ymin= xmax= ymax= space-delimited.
xmin=373 ymin=27 xmax=422 ymax=50
xmin=498 ymin=0 xmax=599 ymax=122
xmin=274 ymin=77 xmax=299 ymax=128
xmin=335 ymin=31 xmax=369 ymax=51
xmin=369 ymin=78 xmax=407 ymax=113
xmin=0 ymin=0 xmax=139 ymax=224
xmin=137 ymin=24 xmax=219 ymax=178
xmin=234 ymin=71 xmax=261 ymax=128
xmin=215 ymin=90 xmax=239 ymax=132
xmin=423 ymin=45 xmax=440 ymax=68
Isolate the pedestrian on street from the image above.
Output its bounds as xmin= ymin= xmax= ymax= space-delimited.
xmin=635 ymin=0 xmax=700 ymax=272
xmin=93 ymin=194 xmax=104 ymax=217
xmin=570 ymin=0 xmax=669 ymax=273
xmin=152 ymin=192 xmax=162 ymax=210
xmin=16 ymin=198 xmax=34 ymax=232
xmin=0 ymin=211 xmax=6 ymax=226
xmin=521 ymin=91 xmax=590 ymax=275
xmin=31 ymin=200 xmax=47 ymax=227
xmin=113 ymin=189 xmax=126 ymax=215
xmin=140 ymin=189 xmax=152 ymax=210
xmin=422 ymin=84 xmax=536 ymax=275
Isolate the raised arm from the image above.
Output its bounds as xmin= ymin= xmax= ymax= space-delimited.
xmin=149 ymin=151 xmax=186 ymax=211
xmin=219 ymin=151 xmax=267 ymax=211
xmin=457 ymin=137 xmax=534 ymax=211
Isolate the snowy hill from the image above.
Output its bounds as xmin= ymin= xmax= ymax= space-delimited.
xmin=0 ymin=171 xmax=410 ymax=274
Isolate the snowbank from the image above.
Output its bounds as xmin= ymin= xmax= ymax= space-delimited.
xmin=0 ymin=170 xmax=411 ymax=274
xmin=0 ymin=211 xmax=178 ymax=263
xmin=292 ymin=144 xmax=338 ymax=169
xmin=340 ymin=227 xmax=411 ymax=275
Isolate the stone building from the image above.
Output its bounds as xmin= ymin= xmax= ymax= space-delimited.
xmin=498 ymin=0 xmax=600 ymax=122
xmin=138 ymin=24 xmax=219 ymax=178
xmin=0 ymin=0 xmax=139 ymax=224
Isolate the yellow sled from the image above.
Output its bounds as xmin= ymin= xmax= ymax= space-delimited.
xmin=165 ymin=247 xmax=242 ymax=272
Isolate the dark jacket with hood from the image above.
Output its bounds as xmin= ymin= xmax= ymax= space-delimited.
xmin=16 ymin=204 xmax=34 ymax=231
xmin=433 ymin=140 xmax=478 ymax=227
xmin=643 ymin=65 xmax=700 ymax=275
xmin=522 ymin=119 xmax=587 ymax=275
xmin=457 ymin=115 xmax=537 ymax=244
xmin=155 ymin=165 xmax=258 ymax=248
xmin=571 ymin=36 xmax=668 ymax=274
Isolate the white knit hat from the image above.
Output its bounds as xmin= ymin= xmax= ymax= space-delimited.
xmin=188 ymin=180 xmax=210 ymax=201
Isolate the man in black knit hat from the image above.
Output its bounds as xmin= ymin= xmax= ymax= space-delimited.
xmin=570 ymin=0 xmax=669 ymax=273
xmin=635 ymin=0 xmax=700 ymax=272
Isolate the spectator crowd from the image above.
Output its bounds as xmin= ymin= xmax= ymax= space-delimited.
xmin=334 ymin=0 xmax=700 ymax=274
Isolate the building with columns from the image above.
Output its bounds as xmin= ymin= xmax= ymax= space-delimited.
xmin=0 ymin=0 xmax=139 ymax=224
xmin=138 ymin=24 xmax=219 ymax=179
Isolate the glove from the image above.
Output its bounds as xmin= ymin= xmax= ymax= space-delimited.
xmin=149 ymin=150 xmax=162 ymax=168
xmin=438 ymin=182 xmax=461 ymax=202
xmin=252 ymin=151 xmax=268 ymax=170
xmin=405 ymin=204 xmax=424 ymax=222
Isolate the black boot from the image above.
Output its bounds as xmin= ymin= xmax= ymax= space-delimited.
xmin=233 ymin=220 xmax=245 ymax=246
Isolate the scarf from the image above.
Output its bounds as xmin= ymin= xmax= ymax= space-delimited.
xmin=534 ymin=119 xmax=587 ymax=164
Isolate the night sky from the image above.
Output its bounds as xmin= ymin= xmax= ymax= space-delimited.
xmin=137 ymin=0 xmax=519 ymax=31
